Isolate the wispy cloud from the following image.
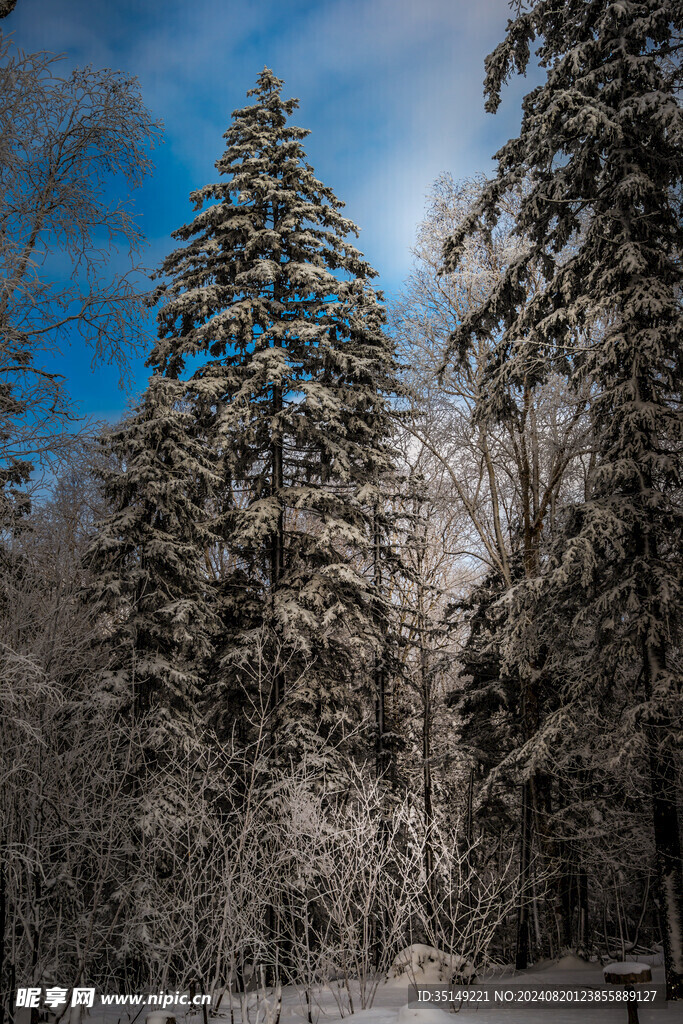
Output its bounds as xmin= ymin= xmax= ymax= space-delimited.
xmin=5 ymin=0 xmax=538 ymax=411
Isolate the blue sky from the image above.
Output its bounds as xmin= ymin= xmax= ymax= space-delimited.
xmin=4 ymin=0 xmax=539 ymax=423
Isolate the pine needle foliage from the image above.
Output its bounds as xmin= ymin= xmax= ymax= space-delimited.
xmin=149 ymin=69 xmax=399 ymax=763
xmin=87 ymin=374 xmax=220 ymax=747
xmin=442 ymin=0 xmax=683 ymax=996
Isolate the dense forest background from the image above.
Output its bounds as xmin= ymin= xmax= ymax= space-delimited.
xmin=0 ymin=0 xmax=681 ymax=1019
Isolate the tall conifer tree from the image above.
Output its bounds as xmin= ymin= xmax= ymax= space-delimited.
xmin=86 ymin=375 xmax=221 ymax=979
xmin=443 ymin=0 xmax=683 ymax=996
xmin=150 ymin=69 xmax=397 ymax=764
xmin=88 ymin=375 xmax=219 ymax=750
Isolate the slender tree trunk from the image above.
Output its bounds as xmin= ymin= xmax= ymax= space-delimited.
xmin=634 ymin=428 xmax=683 ymax=999
xmin=465 ymin=768 xmax=474 ymax=851
xmin=373 ymin=508 xmax=386 ymax=778
xmin=418 ymin=571 xmax=436 ymax=927
xmin=577 ymin=863 xmax=589 ymax=951
xmin=411 ymin=492 xmax=437 ymax=928
xmin=516 ymin=643 xmax=540 ymax=969
xmin=270 ymin=204 xmax=285 ymax=714
xmin=371 ymin=507 xmax=390 ymax=969
xmin=266 ymin=200 xmax=285 ymax=984
xmin=267 ymin=396 xmax=284 ymax=975
xmin=516 ymin=780 xmax=533 ymax=969
xmin=0 ymin=858 xmax=6 ymax=1024
xmin=270 ymin=377 xmax=284 ymax=711
xmin=558 ymin=857 xmax=574 ymax=952
xmin=642 ymin=635 xmax=683 ymax=1000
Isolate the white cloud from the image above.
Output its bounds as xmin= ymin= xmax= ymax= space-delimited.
xmin=10 ymin=0 xmax=537 ymax=293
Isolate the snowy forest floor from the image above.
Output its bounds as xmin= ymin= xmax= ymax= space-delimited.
xmin=78 ymin=955 xmax=682 ymax=1024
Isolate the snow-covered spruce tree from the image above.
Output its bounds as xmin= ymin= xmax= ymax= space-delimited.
xmin=85 ymin=375 xmax=220 ymax=984
xmin=443 ymin=0 xmax=683 ymax=997
xmin=88 ymin=375 xmax=218 ymax=745
xmin=149 ymin=69 xmax=397 ymax=767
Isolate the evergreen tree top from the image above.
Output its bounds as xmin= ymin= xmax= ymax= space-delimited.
xmin=150 ymin=69 xmax=385 ymax=378
xmin=248 ymin=66 xmax=289 ymax=98
xmin=239 ymin=66 xmax=301 ymax=128
xmin=441 ymin=0 xmax=682 ymax=426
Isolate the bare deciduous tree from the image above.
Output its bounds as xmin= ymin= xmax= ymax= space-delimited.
xmin=0 ymin=33 xmax=161 ymax=506
xmin=391 ymin=174 xmax=594 ymax=967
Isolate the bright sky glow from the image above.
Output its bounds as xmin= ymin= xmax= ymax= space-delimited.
xmin=5 ymin=0 xmax=541 ymax=422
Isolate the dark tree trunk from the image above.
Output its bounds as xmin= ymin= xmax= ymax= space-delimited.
xmin=577 ymin=864 xmax=589 ymax=951
xmin=516 ymin=780 xmax=532 ymax=969
xmin=643 ymin=637 xmax=683 ymax=1000
xmin=0 ymin=858 xmax=6 ymax=1024
xmin=270 ymin=218 xmax=285 ymax=714
xmin=413 ymin=495 xmax=437 ymax=928
xmin=270 ymin=374 xmax=284 ymax=710
xmin=635 ymin=468 xmax=683 ymax=1000
xmin=420 ymin=592 xmax=436 ymax=927
xmin=373 ymin=508 xmax=386 ymax=778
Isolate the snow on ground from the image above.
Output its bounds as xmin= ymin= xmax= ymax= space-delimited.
xmin=273 ymin=952 xmax=681 ymax=1024
xmin=78 ymin=949 xmax=683 ymax=1024
xmin=386 ymin=945 xmax=475 ymax=984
